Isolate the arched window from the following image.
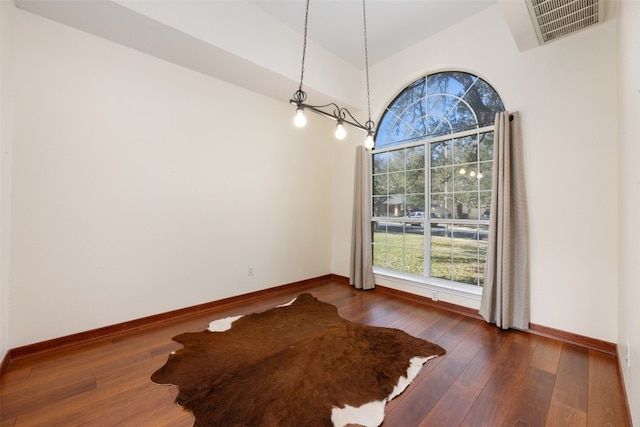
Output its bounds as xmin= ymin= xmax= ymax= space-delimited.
xmin=371 ymin=71 xmax=504 ymax=288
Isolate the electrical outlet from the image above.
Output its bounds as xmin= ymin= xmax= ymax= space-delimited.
xmin=248 ymin=267 xmax=254 ymax=277
xmin=431 ymin=291 xmax=438 ymax=301
xmin=627 ymin=339 xmax=631 ymax=367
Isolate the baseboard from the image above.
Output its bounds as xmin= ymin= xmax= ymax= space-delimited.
xmin=0 ymin=350 xmax=11 ymax=379
xmin=528 ymin=323 xmax=617 ymax=355
xmin=371 ymin=281 xmax=616 ymax=355
xmin=5 ymin=274 xmax=334 ymax=364
xmin=374 ymin=284 xmax=484 ymax=320
xmin=2 ymin=273 xmax=617 ymax=377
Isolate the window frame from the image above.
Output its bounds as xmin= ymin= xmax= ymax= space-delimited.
xmin=370 ymin=71 xmax=504 ymax=298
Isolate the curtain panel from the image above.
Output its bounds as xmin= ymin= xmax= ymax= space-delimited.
xmin=350 ymin=145 xmax=375 ymax=290
xmin=479 ymin=112 xmax=530 ymax=330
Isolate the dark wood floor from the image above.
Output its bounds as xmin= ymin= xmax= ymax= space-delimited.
xmin=0 ymin=279 xmax=631 ymax=426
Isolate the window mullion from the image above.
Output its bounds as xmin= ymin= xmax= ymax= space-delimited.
xmin=424 ymin=143 xmax=430 ymax=278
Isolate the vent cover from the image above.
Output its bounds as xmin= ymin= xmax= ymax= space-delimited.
xmin=527 ymin=0 xmax=605 ymax=43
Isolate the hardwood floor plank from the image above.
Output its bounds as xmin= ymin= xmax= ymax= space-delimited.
xmin=0 ymin=280 xmax=630 ymax=426
xmin=383 ymin=355 xmax=466 ymax=426
xmin=529 ymin=335 xmax=563 ymax=374
xmin=416 ymin=325 xmax=506 ymax=426
xmin=501 ymin=366 xmax=555 ymax=426
xmin=552 ymin=344 xmax=590 ymax=413
xmin=0 ymin=418 xmax=16 ymax=427
xmin=385 ymin=318 xmax=486 ymax=422
xmin=587 ymin=350 xmax=632 ymax=427
xmin=459 ymin=334 xmax=538 ymax=427
xmin=545 ymin=400 xmax=587 ymax=427
xmin=1 ymin=376 xmax=96 ymax=421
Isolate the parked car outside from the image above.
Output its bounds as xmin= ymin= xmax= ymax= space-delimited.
xmin=407 ymin=211 xmax=425 ymax=226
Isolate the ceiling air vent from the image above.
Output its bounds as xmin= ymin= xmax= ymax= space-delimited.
xmin=527 ymin=0 xmax=605 ymax=44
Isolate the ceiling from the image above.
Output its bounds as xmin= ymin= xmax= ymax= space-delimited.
xmin=12 ymin=0 xmax=507 ymax=106
xmin=246 ymin=0 xmax=497 ymax=68
xmin=12 ymin=0 xmax=613 ymax=108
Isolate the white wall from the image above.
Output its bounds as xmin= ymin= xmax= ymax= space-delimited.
xmin=0 ymin=0 xmax=15 ymax=359
xmin=7 ymin=8 xmax=334 ymax=348
xmin=332 ymin=6 xmax=619 ymax=343
xmin=3 ymin=0 xmax=627 ymax=370
xmin=617 ymin=1 xmax=640 ymax=424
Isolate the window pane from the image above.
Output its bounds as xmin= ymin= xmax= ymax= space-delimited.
xmin=431 ymin=140 xmax=452 ymax=168
xmin=430 ymin=194 xmax=453 ymax=219
xmin=406 ymin=170 xmax=425 ymax=194
xmin=427 ymin=113 xmax=453 ymax=137
xmin=431 ymin=167 xmax=453 ymax=193
xmin=373 ymin=196 xmax=388 ymax=217
xmin=427 ymin=95 xmax=455 ymax=125
xmin=372 ymin=174 xmax=387 ymax=196
xmin=479 ymin=162 xmax=492 ymax=191
xmin=465 ymin=193 xmax=481 ymax=220
xmin=404 ymin=248 xmax=424 ymax=275
xmin=386 ymin=195 xmax=406 ymax=217
xmin=452 ymin=224 xmax=479 ymax=285
xmin=453 ymin=253 xmax=479 ymax=285
xmin=373 ymin=152 xmax=388 ymax=174
xmin=379 ymin=222 xmax=406 ymax=271
xmin=388 ymin=172 xmax=405 ymax=195
xmin=375 ymin=79 xmax=426 ymax=148
xmin=405 ymin=224 xmax=425 ymax=243
xmin=453 ymin=136 xmax=478 ymax=164
xmin=406 ymin=194 xmax=425 ymax=214
xmin=464 ymin=79 xmax=505 ymax=127
xmin=406 ymin=145 xmax=425 ymax=169
xmin=373 ymin=240 xmax=387 ymax=267
xmin=372 ymin=221 xmax=385 ymax=243
xmin=479 ymin=132 xmax=494 ymax=162
xmin=454 ymin=166 xmax=478 ymax=192
xmin=427 ymin=72 xmax=469 ymax=96
xmin=430 ymin=231 xmax=452 ymax=280
xmin=478 ymin=224 xmax=489 ymax=283
xmin=454 ymin=193 xmax=478 ymax=219
xmin=479 ymin=192 xmax=491 ymax=220
xmin=479 ymin=224 xmax=489 ymax=243
xmin=448 ymin=102 xmax=477 ymax=133
xmin=452 ymin=223 xmax=479 ymax=242
xmin=388 ymin=150 xmax=405 ymax=172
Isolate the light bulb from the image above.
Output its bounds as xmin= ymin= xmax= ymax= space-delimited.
xmin=364 ymin=132 xmax=375 ymax=149
xmin=477 ymin=173 xmax=483 ymax=179
xmin=335 ymin=121 xmax=346 ymax=139
xmin=469 ymin=170 xmax=476 ymax=177
xmin=458 ymin=168 xmax=466 ymax=175
xmin=294 ymin=107 xmax=306 ymax=127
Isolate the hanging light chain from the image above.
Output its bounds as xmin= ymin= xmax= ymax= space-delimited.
xmin=293 ymin=0 xmax=311 ymax=103
xmin=290 ymin=0 xmax=375 ymax=148
xmin=362 ymin=0 xmax=373 ymax=131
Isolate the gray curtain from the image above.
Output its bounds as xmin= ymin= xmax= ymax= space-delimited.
xmin=479 ymin=112 xmax=529 ymax=330
xmin=350 ymin=145 xmax=375 ymax=290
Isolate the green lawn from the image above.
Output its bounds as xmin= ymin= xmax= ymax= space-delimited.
xmin=373 ymin=230 xmax=486 ymax=285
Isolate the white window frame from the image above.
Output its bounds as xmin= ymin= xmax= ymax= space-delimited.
xmin=371 ymin=124 xmax=495 ymax=299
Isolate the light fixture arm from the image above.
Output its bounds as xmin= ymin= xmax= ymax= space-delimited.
xmin=289 ymin=99 xmax=374 ymax=134
xmin=290 ymin=0 xmax=376 ymax=147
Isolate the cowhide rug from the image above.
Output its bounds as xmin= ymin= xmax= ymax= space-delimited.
xmin=151 ymin=293 xmax=445 ymax=427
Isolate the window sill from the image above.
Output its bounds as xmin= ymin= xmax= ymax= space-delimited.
xmin=373 ymin=268 xmax=483 ymax=301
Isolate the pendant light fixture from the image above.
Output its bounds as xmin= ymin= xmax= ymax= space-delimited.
xmin=290 ymin=0 xmax=376 ymax=150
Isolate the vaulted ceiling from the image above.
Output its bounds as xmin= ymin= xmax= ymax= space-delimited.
xmin=13 ymin=0 xmax=613 ymax=108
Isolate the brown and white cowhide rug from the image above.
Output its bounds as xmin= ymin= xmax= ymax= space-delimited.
xmin=151 ymin=293 xmax=445 ymax=427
